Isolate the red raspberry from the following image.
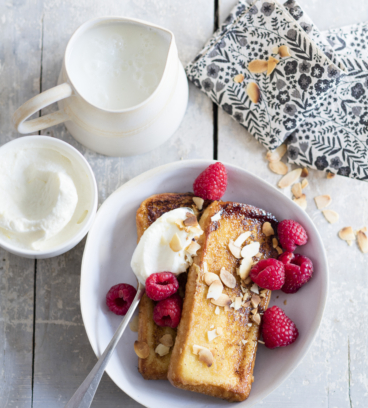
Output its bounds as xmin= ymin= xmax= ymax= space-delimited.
xmin=261 ymin=306 xmax=299 ymax=349
xmin=106 ymin=283 xmax=137 ymax=315
xmin=277 ymin=219 xmax=308 ymax=252
xmin=145 ymin=272 xmax=179 ymax=301
xmin=279 ymin=252 xmax=313 ymax=293
xmin=193 ymin=162 xmax=227 ymax=200
xmin=250 ymin=258 xmax=285 ymax=290
xmin=153 ymin=294 xmax=182 ymax=328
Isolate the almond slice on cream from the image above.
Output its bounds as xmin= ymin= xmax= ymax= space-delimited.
xmin=204 ymin=272 xmax=220 ymax=286
xmin=169 ymin=233 xmax=182 ymax=252
xmin=278 ymin=168 xmax=302 ymax=188
xmin=207 ymin=280 xmax=223 ymax=300
xmin=322 ymin=209 xmax=339 ymax=224
xmin=186 ymin=241 xmax=201 ymax=256
xmin=211 ymin=294 xmax=232 ymax=307
xmin=192 ymin=197 xmax=204 ymax=210
xmin=314 ymin=195 xmax=332 ymax=209
xmin=183 ymin=212 xmax=198 ymax=227
xmin=220 ymin=268 xmax=236 ymax=289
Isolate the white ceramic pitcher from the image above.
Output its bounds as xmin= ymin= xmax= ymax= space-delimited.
xmin=13 ymin=17 xmax=188 ymax=157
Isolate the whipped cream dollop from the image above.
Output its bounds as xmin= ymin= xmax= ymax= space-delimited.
xmin=0 ymin=143 xmax=93 ymax=251
xmin=131 ymin=207 xmax=203 ymax=284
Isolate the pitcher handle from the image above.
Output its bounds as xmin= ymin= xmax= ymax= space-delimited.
xmin=13 ymin=83 xmax=73 ymax=134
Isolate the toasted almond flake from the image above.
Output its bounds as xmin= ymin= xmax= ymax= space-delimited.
xmin=129 ymin=315 xmax=139 ymax=332
xmin=155 ymin=344 xmax=170 ymax=356
xmin=159 ymin=334 xmax=173 ymax=347
xmin=186 ymin=241 xmax=201 ymax=256
xmin=169 ymin=233 xmax=182 ymax=252
xmin=359 ymin=227 xmax=368 ymax=233
xmin=260 ymin=292 xmax=266 ymax=298
xmin=215 ymin=306 xmax=220 ymax=315
xmin=301 ymin=179 xmax=309 ymax=189
xmin=247 ymin=82 xmax=260 ymax=104
xmin=255 ymin=252 xmax=262 ymax=258
xmin=134 ymin=341 xmax=149 ymax=359
xmin=241 ymin=242 xmax=260 ymax=258
xmin=234 ymin=73 xmax=245 ymax=83
xmin=284 ymin=300 xmax=287 ymax=305
xmin=278 ymin=45 xmax=291 ymax=57
xmin=224 ymin=305 xmax=231 ymax=312
xmin=242 ymin=339 xmax=248 ymax=345
xmin=160 ymin=236 xmax=167 ymax=246
xmin=192 ymin=344 xmax=208 ymax=355
xmin=183 ymin=212 xmax=198 ymax=227
xmin=193 ymin=196 xmax=204 ymax=210
xmin=272 ymin=237 xmax=278 ymax=248
xmin=357 ymin=231 xmax=368 ymax=253
xmin=251 ymin=308 xmax=257 ymax=315
xmin=314 ymin=195 xmax=332 ymax=209
xmin=251 ymin=295 xmax=261 ymax=308
xmin=207 ymin=280 xmax=223 ymax=300
xmin=278 ymin=168 xmax=302 ymax=188
xmin=217 ymin=327 xmax=223 ymax=335
xmin=211 ymin=294 xmax=232 ymax=307
xmin=291 ymin=182 xmax=303 ymax=199
xmin=174 ymin=219 xmax=185 ymax=230
xmin=198 ymin=348 xmax=214 ymax=367
xmin=269 ymin=161 xmax=288 ymax=175
xmin=258 ymin=340 xmax=265 ymax=345
xmin=347 ymin=240 xmax=353 ymax=246
xmin=262 ymin=222 xmax=274 ymax=236
xmin=234 ymin=231 xmax=252 ymax=247
xmin=339 ymin=226 xmax=355 ymax=241
xmin=234 ymin=296 xmax=243 ymax=311
xmin=322 ymin=209 xmax=339 ymax=224
xmin=301 ymin=167 xmax=309 ymax=178
xmin=252 ymin=313 xmax=261 ymax=325
xmin=326 ymin=172 xmax=335 ymax=179
xmin=229 ymin=239 xmax=242 ymax=259
xmin=272 ymin=45 xmax=279 ymax=54
xmin=248 ymin=59 xmax=268 ymax=73
xmin=220 ymin=268 xmax=236 ymax=289
xmin=203 ymin=261 xmax=208 ymax=274
xmin=211 ymin=211 xmax=222 ymax=222
xmin=276 ymin=246 xmax=283 ymax=255
xmin=267 ymin=56 xmax=279 ymax=76
xmin=207 ymin=329 xmax=219 ymax=342
xmin=243 ymin=276 xmax=252 ymax=285
xmin=293 ymin=194 xmax=307 ymax=210
xmin=266 ymin=144 xmax=287 ymax=162
xmin=204 ymin=272 xmax=220 ymax=286
xmin=237 ymin=258 xmax=253 ymax=280
xmin=190 ymin=226 xmax=203 ymax=236
xmin=250 ymin=283 xmax=259 ymax=294
xmin=243 ymin=300 xmax=251 ymax=307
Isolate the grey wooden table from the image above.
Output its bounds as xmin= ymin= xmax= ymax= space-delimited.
xmin=1 ymin=0 xmax=368 ymax=407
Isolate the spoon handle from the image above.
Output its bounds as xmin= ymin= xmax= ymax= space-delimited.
xmin=64 ymin=282 xmax=145 ymax=408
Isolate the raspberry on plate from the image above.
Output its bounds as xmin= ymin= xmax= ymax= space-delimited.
xmin=153 ymin=293 xmax=182 ymax=328
xmin=193 ymin=162 xmax=227 ymax=201
xmin=145 ymin=272 xmax=179 ymax=301
xmin=106 ymin=283 xmax=137 ymax=315
xmin=279 ymin=252 xmax=313 ymax=293
xmin=277 ymin=219 xmax=308 ymax=252
xmin=261 ymin=306 xmax=299 ymax=349
xmin=250 ymin=258 xmax=285 ymax=290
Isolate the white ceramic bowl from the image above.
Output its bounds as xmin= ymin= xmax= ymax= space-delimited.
xmin=80 ymin=160 xmax=328 ymax=408
xmin=0 ymin=136 xmax=98 ymax=259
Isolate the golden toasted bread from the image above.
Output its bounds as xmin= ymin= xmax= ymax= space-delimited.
xmin=136 ymin=193 xmax=197 ymax=380
xmin=168 ymin=201 xmax=278 ymax=401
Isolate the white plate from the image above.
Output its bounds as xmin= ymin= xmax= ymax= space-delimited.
xmin=80 ymin=160 xmax=328 ymax=408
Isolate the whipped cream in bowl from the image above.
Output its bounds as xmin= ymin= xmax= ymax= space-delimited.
xmin=0 ymin=136 xmax=98 ymax=258
xmin=131 ymin=207 xmax=203 ymax=284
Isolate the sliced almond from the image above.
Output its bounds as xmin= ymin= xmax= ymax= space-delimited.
xmin=217 ymin=327 xmax=223 ymax=335
xmin=339 ymin=226 xmax=355 ymax=241
xmin=211 ymin=294 xmax=232 ymax=307
xmin=251 ymin=308 xmax=257 ymax=315
xmin=359 ymin=227 xmax=368 ymax=233
xmin=215 ymin=306 xmax=220 ymax=315
xmin=192 ymin=344 xmax=208 ymax=355
xmin=251 ymin=295 xmax=261 ymax=308
xmin=211 ymin=211 xmax=222 ymax=222
xmin=234 ymin=296 xmax=243 ymax=311
xmin=301 ymin=179 xmax=308 ymax=189
xmin=247 ymin=82 xmax=260 ymax=104
xmin=293 ymin=194 xmax=307 ymax=210
xmin=301 ymin=167 xmax=309 ymax=178
xmin=238 ymin=257 xmax=253 ymax=280
xmin=291 ymin=182 xmax=302 ymax=199
xmin=278 ymin=168 xmax=302 ymax=188
xmin=267 ymin=56 xmax=279 ymax=76
xmin=224 ymin=305 xmax=231 ymax=312
xmin=241 ymin=339 xmax=248 ymax=345
xmin=314 ymin=195 xmax=332 ymax=209
xmin=243 ymin=300 xmax=251 ymax=307
xmin=322 ymin=209 xmax=339 ymax=224
xmin=155 ymin=344 xmax=170 ymax=356
xmin=250 ymin=283 xmax=259 ymax=294
xmin=266 ymin=144 xmax=287 ymax=162
xmin=193 ymin=197 xmax=204 ymax=210
xmin=252 ymin=313 xmax=261 ymax=325
xmin=248 ymin=59 xmax=268 ymax=74
xmin=326 ymin=172 xmax=335 ymax=179
xmin=207 ymin=279 xmax=223 ymax=300
xmin=278 ymin=45 xmax=291 ymax=57
xmin=241 ymin=242 xmax=260 ymax=258
xmin=204 ymin=272 xmax=220 ymax=286
xmin=272 ymin=237 xmax=278 ymax=248
xmin=234 ymin=73 xmax=245 ymax=83
xmin=134 ymin=341 xmax=149 ymax=359
xmin=129 ymin=315 xmax=139 ymax=332
xmin=169 ymin=233 xmax=182 ymax=252
xmin=207 ymin=329 xmax=219 ymax=342
xmin=186 ymin=241 xmax=201 ymax=256
xmin=183 ymin=212 xmax=198 ymax=227
xmin=262 ymin=222 xmax=274 ymax=236
xmin=228 ymin=239 xmax=242 ymax=259
xmin=174 ymin=219 xmax=185 ymax=230
xmin=243 ymin=276 xmax=252 ymax=285
xmin=269 ymin=161 xmax=288 ymax=175
xmin=357 ymin=231 xmax=368 ymax=253
xmin=203 ymin=261 xmax=208 ymax=274
xmin=159 ymin=334 xmax=173 ymax=347
xmin=220 ymin=268 xmax=236 ymax=289
xmin=198 ymin=348 xmax=214 ymax=367
xmin=272 ymin=45 xmax=279 ymax=54
xmin=276 ymin=246 xmax=283 ymax=254
xmin=347 ymin=240 xmax=353 ymax=246
xmin=234 ymin=231 xmax=251 ymax=247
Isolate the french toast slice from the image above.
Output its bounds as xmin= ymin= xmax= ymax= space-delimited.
xmin=168 ymin=201 xmax=279 ymax=401
xmin=136 ymin=193 xmax=200 ymax=380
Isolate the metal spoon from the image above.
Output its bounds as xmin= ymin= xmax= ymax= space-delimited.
xmin=64 ymin=281 xmax=145 ymax=408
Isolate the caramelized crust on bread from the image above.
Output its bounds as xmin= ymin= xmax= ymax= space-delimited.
xmin=168 ymin=201 xmax=278 ymax=401
xmin=136 ymin=193 xmax=196 ymax=380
